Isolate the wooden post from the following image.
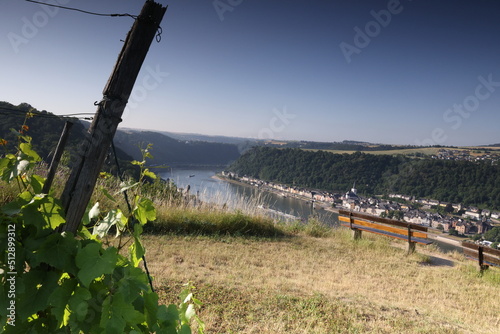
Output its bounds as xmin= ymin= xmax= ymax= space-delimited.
xmin=350 ymin=212 xmax=362 ymax=240
xmin=42 ymin=121 xmax=73 ymax=194
xmin=60 ymin=1 xmax=167 ymax=234
xmin=478 ymin=246 xmax=489 ymax=272
xmin=407 ymin=225 xmax=415 ymax=254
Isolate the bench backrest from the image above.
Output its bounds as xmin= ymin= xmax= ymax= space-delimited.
xmin=338 ymin=209 xmax=428 ymax=239
xmin=462 ymin=241 xmax=500 ymax=268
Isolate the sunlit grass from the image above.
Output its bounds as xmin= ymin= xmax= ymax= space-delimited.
xmin=145 ymin=231 xmax=500 ymax=334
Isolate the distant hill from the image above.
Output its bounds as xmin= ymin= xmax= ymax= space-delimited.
xmin=114 ymin=130 xmax=241 ymax=167
xmin=0 ymin=101 xmax=137 ymax=177
xmin=1 ymin=101 xmax=241 ymax=175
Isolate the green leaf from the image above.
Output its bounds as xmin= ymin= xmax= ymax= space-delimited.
xmin=179 ymin=324 xmax=192 ymax=334
xmin=17 ymin=269 xmax=60 ymax=319
xmin=129 ymin=236 xmax=145 ymax=267
xmin=68 ymin=286 xmax=91 ymax=322
xmin=48 ymin=278 xmax=78 ymax=327
xmin=116 ymin=266 xmax=149 ymax=303
xmin=133 ymin=197 xmax=156 ymax=225
xmin=101 ymin=187 xmax=117 ymax=202
xmin=31 ymin=174 xmax=45 ymax=193
xmin=39 ymin=196 xmax=66 ymax=229
xmin=19 ymin=142 xmax=41 ymax=161
xmin=2 ymin=200 xmax=22 ymax=215
xmin=131 ymin=160 xmax=143 ymax=166
xmin=144 ymin=292 xmax=159 ymax=328
xmin=76 ymin=243 xmax=118 ymax=287
xmin=143 ymin=168 xmax=157 ymax=180
xmin=36 ymin=232 xmax=78 ymax=273
xmin=100 ymin=293 xmax=144 ymax=334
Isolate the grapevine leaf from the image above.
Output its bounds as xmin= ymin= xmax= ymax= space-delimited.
xmin=116 ymin=266 xmax=149 ymax=303
xmin=101 ymin=187 xmax=117 ymax=202
xmin=68 ymin=286 xmax=91 ymax=322
xmin=76 ymin=243 xmax=118 ymax=287
xmin=20 ymin=142 xmax=41 ymax=161
xmin=17 ymin=269 xmax=60 ymax=319
xmin=100 ymin=294 xmax=144 ymax=334
xmin=144 ymin=292 xmax=159 ymax=328
xmin=143 ymin=168 xmax=157 ymax=180
xmin=31 ymin=174 xmax=45 ymax=194
xmin=133 ymin=197 xmax=156 ymax=225
xmin=48 ymin=278 xmax=78 ymax=327
xmin=2 ymin=200 xmax=22 ymax=215
xmin=115 ymin=209 xmax=128 ymax=237
xmin=179 ymin=324 xmax=192 ymax=334
xmin=93 ymin=209 xmax=126 ymax=238
xmin=39 ymin=196 xmax=66 ymax=229
xmin=36 ymin=232 xmax=78 ymax=273
xmin=184 ymin=304 xmax=196 ymax=322
xmin=89 ymin=202 xmax=100 ymax=220
xmin=129 ymin=236 xmax=145 ymax=267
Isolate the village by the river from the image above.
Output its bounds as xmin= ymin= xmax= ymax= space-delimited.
xmin=159 ymin=168 xmax=500 ymax=252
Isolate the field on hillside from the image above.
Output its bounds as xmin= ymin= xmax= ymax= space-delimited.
xmin=305 ymin=146 xmax=500 ymax=156
xmin=143 ymin=230 xmax=500 ymax=334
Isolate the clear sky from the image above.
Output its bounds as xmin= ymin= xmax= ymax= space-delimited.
xmin=2 ymin=0 xmax=500 ymax=146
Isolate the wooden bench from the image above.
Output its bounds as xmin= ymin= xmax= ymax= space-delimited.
xmin=462 ymin=241 xmax=500 ymax=271
xmin=338 ymin=209 xmax=432 ymax=254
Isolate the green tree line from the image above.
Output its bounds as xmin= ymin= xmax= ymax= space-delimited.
xmin=229 ymin=146 xmax=500 ymax=210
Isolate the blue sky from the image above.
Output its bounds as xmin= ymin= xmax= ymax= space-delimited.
xmin=2 ymin=0 xmax=500 ymax=146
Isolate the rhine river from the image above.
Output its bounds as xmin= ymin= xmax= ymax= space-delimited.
xmin=160 ymin=167 xmax=461 ymax=253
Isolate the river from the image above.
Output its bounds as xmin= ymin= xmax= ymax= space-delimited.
xmin=160 ymin=167 xmax=461 ymax=253
xmin=160 ymin=167 xmax=338 ymax=224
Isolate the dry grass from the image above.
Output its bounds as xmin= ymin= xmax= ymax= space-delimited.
xmin=143 ymin=229 xmax=500 ymax=334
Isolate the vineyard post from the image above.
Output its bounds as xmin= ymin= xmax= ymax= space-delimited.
xmin=60 ymin=0 xmax=167 ymax=234
xmin=42 ymin=120 xmax=73 ymax=194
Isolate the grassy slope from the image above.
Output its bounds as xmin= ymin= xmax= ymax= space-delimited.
xmin=143 ymin=230 xmax=500 ymax=334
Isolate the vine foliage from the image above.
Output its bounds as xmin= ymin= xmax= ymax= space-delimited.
xmin=0 ymin=120 xmax=204 ymax=333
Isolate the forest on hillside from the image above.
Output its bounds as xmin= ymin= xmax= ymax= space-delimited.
xmin=0 ymin=101 xmax=138 ymax=177
xmin=1 ymin=101 xmax=241 ymax=171
xmin=113 ymin=130 xmax=241 ymax=166
xmin=229 ymin=146 xmax=500 ymax=210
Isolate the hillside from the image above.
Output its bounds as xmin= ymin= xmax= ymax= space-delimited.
xmin=229 ymin=146 xmax=500 ymax=209
xmin=114 ymin=130 xmax=241 ymax=166
xmin=0 ymin=101 xmax=242 ymax=168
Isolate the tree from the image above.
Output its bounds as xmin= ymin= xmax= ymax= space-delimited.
xmin=444 ymin=203 xmax=454 ymax=214
xmin=484 ymin=226 xmax=500 ymax=242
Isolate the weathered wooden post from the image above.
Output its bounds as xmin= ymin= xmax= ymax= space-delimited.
xmin=42 ymin=120 xmax=73 ymax=194
xmin=60 ymin=1 xmax=167 ymax=234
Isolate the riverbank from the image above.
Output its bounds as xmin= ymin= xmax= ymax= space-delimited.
xmin=214 ymin=174 xmax=339 ymax=212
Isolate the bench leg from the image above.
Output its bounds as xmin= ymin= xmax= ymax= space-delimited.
xmin=407 ymin=241 xmax=416 ymax=255
xmin=352 ymin=228 xmax=362 ymax=240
